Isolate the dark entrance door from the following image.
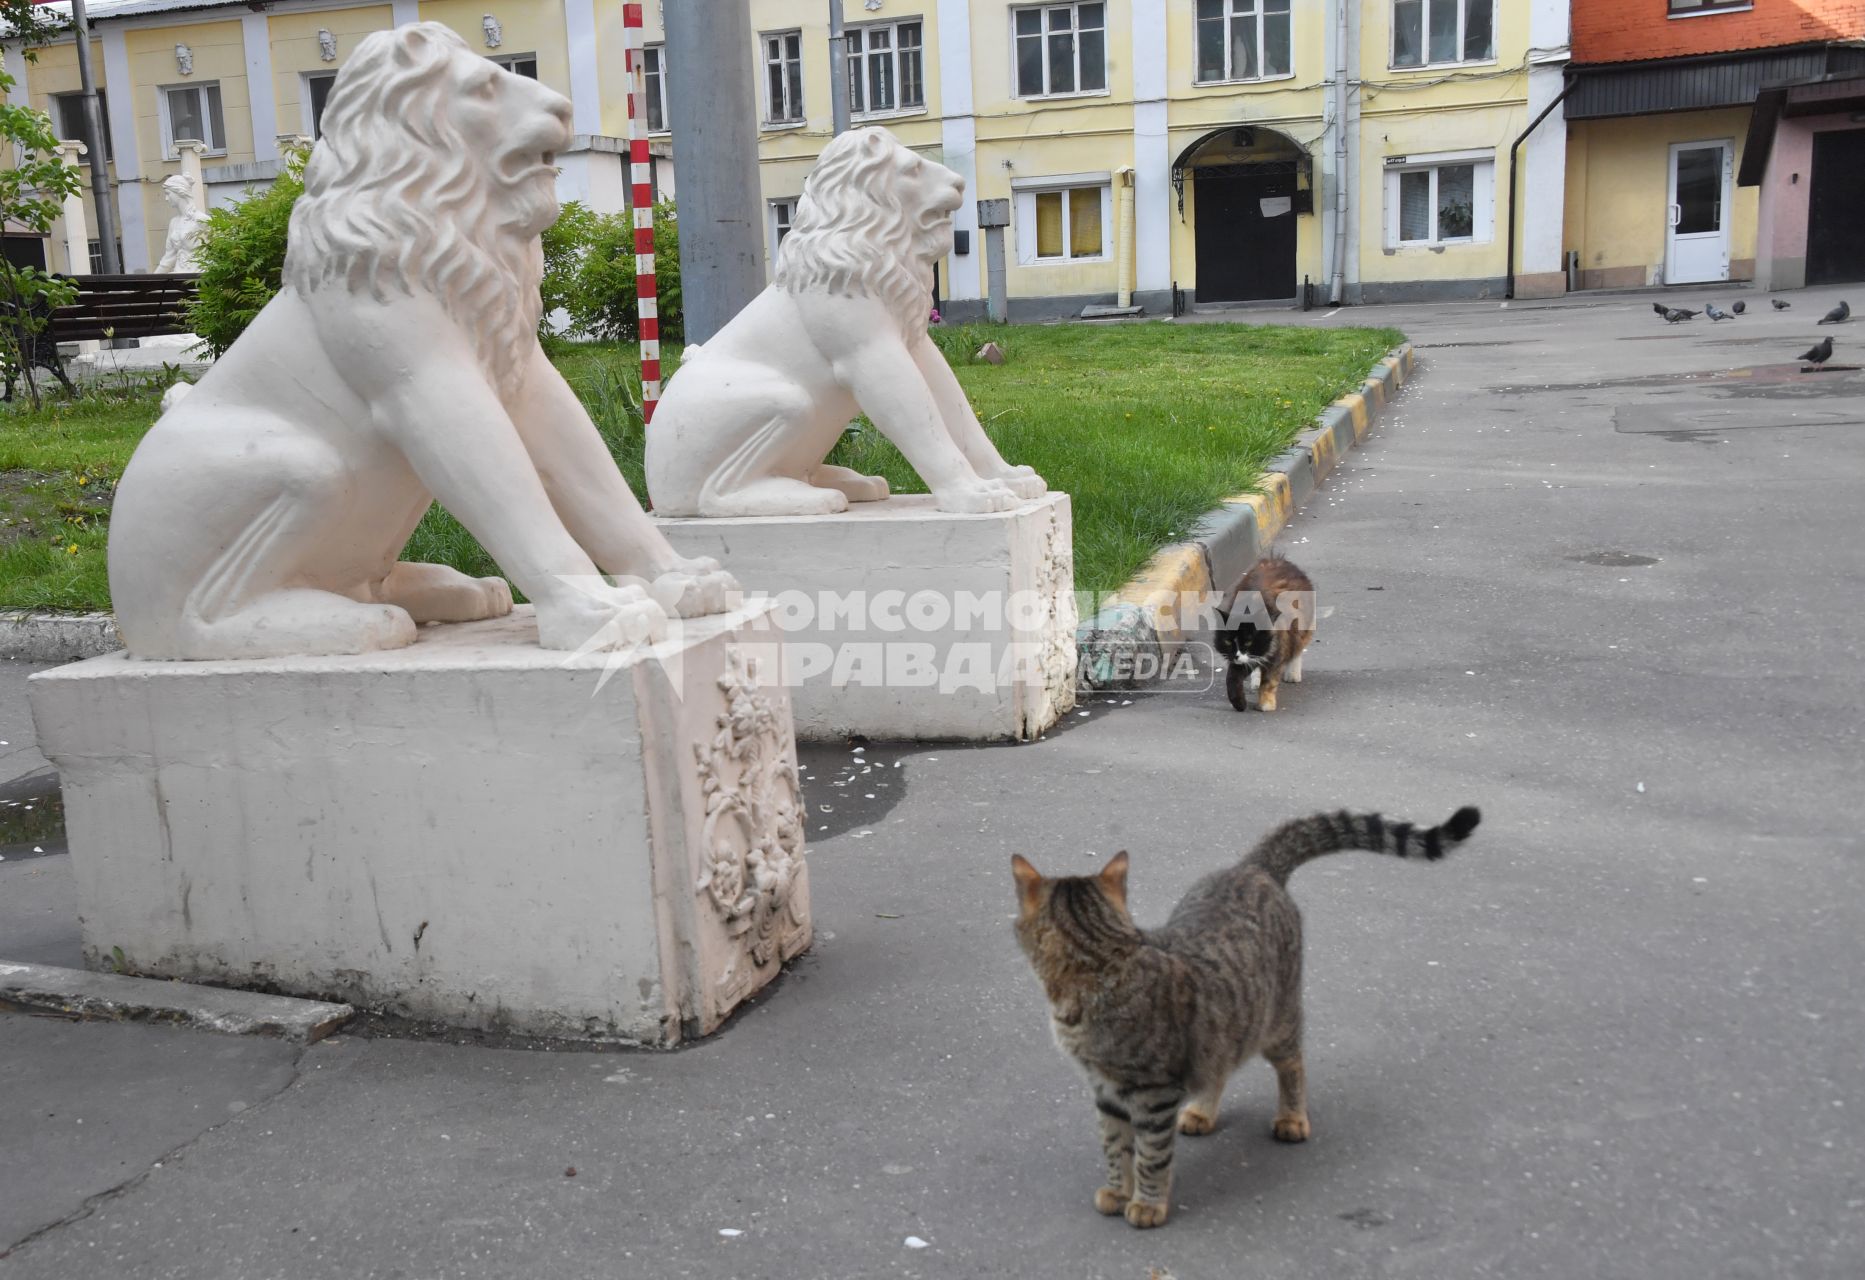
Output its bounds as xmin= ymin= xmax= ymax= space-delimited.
xmin=1193 ymin=164 xmax=1299 ymax=303
xmin=1807 ymin=128 xmax=1865 ymax=286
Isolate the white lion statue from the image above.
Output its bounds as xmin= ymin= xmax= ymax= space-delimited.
xmin=645 ymin=127 xmax=1046 ymax=517
xmin=108 ymin=23 xmax=733 ymax=660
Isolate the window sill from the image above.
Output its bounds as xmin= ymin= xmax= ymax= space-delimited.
xmin=760 ymin=120 xmax=808 ymax=133
xmin=1667 ymin=5 xmax=1752 ymax=17
xmin=1390 ymin=238 xmax=1485 ymax=251
xmin=1015 ymin=88 xmax=1112 ymax=104
xmin=852 ymin=105 xmax=930 ymax=123
xmin=163 ymin=149 xmax=229 ymax=161
xmin=1192 ymin=71 xmax=1297 ymax=88
xmin=1386 ymin=56 xmax=1498 ymax=74
xmin=1024 ymin=255 xmax=1111 ymax=266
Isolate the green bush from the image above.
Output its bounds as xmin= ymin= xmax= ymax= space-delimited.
xmin=555 ymin=201 xmax=682 ymax=344
xmin=185 ymin=145 xmax=307 ymax=357
xmin=187 ymin=162 xmax=680 ymax=354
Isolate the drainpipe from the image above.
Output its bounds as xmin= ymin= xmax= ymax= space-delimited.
xmin=1504 ymin=79 xmax=1576 ymax=300
xmin=1327 ymin=0 xmax=1349 ymax=306
xmin=1115 ymin=166 xmax=1136 ymax=308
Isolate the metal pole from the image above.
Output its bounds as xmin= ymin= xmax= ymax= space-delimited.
xmin=622 ymin=4 xmax=660 ymax=423
xmin=68 ymin=0 xmax=121 ymax=274
xmin=828 ymin=1 xmax=850 ymax=136
xmin=664 ymin=0 xmax=765 ymax=345
xmin=1504 ymin=79 xmax=1576 ymax=300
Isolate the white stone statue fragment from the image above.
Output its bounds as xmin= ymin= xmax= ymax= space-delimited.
xmin=108 ymin=22 xmax=734 ymax=660
xmin=645 ymin=127 xmax=1047 ymax=516
xmin=153 ymin=174 xmax=205 ymax=273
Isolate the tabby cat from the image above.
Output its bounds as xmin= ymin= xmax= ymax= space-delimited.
xmin=1213 ymin=555 xmax=1315 ymax=713
xmin=1010 ymin=805 xmax=1482 ymax=1229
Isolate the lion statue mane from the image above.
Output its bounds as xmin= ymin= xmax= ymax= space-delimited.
xmin=645 ymin=127 xmax=1047 ymax=517
xmin=108 ymin=22 xmax=733 ymax=661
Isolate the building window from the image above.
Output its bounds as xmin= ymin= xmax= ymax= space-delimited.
xmin=490 ymin=53 xmax=539 ymax=79
xmin=643 ymin=44 xmax=668 ymax=133
xmin=51 ymin=90 xmax=111 ymax=163
xmin=303 ymin=72 xmax=337 ymax=139
xmin=848 ymin=20 xmax=925 ymax=115
xmin=1013 ymin=3 xmax=1106 ymax=98
xmin=1195 ymin=0 xmax=1292 ymax=83
xmin=1015 ymin=181 xmax=1110 ymax=263
xmin=160 ymin=82 xmax=226 ymax=156
xmin=1668 ymin=0 xmax=1751 ymax=12
xmin=1385 ymin=154 xmax=1493 ymax=246
xmin=770 ymin=198 xmax=795 ymax=258
xmin=763 ymin=31 xmax=805 ymax=124
xmin=1392 ymin=0 xmax=1493 ymax=68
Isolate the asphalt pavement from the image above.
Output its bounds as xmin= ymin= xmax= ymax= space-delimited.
xmin=2 ymin=287 xmax=1861 ymax=1278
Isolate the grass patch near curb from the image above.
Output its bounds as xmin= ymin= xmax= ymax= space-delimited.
xmin=831 ymin=321 xmax=1403 ymax=592
xmin=0 ymin=321 xmax=1399 ymax=611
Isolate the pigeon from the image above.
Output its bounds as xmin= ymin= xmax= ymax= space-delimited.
xmin=1652 ymin=302 xmax=1669 ymax=318
xmin=1771 ymin=299 xmax=1790 ymax=310
xmin=1705 ymin=303 xmax=1732 ymax=321
xmin=1798 ymin=336 xmax=1834 ymax=367
xmin=1817 ymin=300 xmax=1851 ymax=325
xmin=1731 ymin=300 xmax=1745 ymax=315
xmin=1663 ymin=307 xmax=1699 ymax=323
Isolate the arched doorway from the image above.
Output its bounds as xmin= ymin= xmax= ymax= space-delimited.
xmin=1175 ymin=127 xmax=1312 ymax=304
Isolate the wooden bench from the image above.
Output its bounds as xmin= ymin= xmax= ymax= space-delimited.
xmin=47 ymin=272 xmax=199 ymax=344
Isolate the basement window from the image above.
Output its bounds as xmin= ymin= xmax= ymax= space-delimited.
xmin=1667 ymin=0 xmax=1753 ymax=14
xmin=1014 ymin=180 xmax=1112 ymax=264
xmin=1384 ymin=153 xmax=1494 ymax=248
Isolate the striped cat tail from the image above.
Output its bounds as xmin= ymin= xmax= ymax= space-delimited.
xmin=1245 ymin=806 xmax=1481 ymax=885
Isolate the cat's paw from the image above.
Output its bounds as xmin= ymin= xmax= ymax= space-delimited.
xmin=1177 ymin=1107 xmax=1217 ymax=1136
xmin=1272 ymin=1113 xmax=1311 ymax=1142
xmin=1124 ymin=1199 xmax=1170 ymax=1229
xmin=1093 ymin=1187 xmax=1128 ymax=1216
xmin=1257 ymin=688 xmax=1279 ymax=712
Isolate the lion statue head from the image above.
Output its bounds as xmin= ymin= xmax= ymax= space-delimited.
xmin=285 ymin=22 xmax=571 ymax=391
xmin=773 ymin=127 xmax=962 ymax=333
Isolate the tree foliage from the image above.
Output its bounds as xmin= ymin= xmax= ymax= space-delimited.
xmin=0 ymin=67 xmax=85 ymax=407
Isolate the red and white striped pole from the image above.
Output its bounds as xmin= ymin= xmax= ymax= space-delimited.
xmin=622 ymin=2 xmax=660 ymax=424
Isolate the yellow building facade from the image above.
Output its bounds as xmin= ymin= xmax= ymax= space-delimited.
xmin=6 ymin=1 xmax=1575 ymax=313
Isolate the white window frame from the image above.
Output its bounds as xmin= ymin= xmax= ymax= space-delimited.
xmin=1193 ymin=0 xmax=1295 ymax=86
xmin=51 ymin=89 xmax=112 ymax=163
xmin=157 ymin=81 xmax=227 ymax=158
xmin=1390 ymin=0 xmax=1496 ymax=70
xmin=1011 ymin=2 xmax=1108 ymax=100
xmin=300 ymin=70 xmax=337 ymax=139
xmin=643 ymin=43 xmax=669 ymax=134
xmin=489 ymin=52 xmax=539 ymax=79
xmin=769 ymin=198 xmax=796 ymax=261
xmin=1012 ymin=174 xmax=1114 ymax=265
xmin=847 ymin=18 xmax=927 ymax=119
xmin=1667 ymin=0 xmax=1752 ymax=15
xmin=761 ymin=29 xmax=806 ymax=126
xmin=1382 ymin=149 xmax=1494 ymax=249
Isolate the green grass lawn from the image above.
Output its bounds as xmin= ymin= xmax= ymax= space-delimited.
xmin=0 ymin=320 xmax=1400 ymax=611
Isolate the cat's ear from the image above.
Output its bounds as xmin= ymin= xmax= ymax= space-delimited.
xmin=1098 ymin=851 xmax=1131 ymax=913
xmin=1010 ymin=854 xmax=1044 ymax=913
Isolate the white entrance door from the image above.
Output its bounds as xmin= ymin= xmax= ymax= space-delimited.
xmin=1666 ymin=141 xmax=1732 ymax=284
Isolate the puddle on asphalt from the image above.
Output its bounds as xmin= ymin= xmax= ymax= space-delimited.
xmin=1568 ymin=551 xmax=1660 ymax=567
xmin=0 ymin=768 xmax=65 ymax=861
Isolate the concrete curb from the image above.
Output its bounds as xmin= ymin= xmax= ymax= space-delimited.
xmin=0 ymin=960 xmax=354 ymax=1043
xmin=1078 ymin=343 xmax=1414 ymax=686
xmin=0 ymin=611 xmax=120 ymax=662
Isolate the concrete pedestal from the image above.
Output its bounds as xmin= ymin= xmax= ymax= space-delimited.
xmin=656 ymin=493 xmax=1077 ymax=741
xmin=27 ymin=606 xmax=810 ymax=1045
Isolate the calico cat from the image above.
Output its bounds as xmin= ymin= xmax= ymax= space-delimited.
xmin=1010 ymin=804 xmax=1482 ymax=1229
xmin=1213 ymin=555 xmax=1315 ymax=713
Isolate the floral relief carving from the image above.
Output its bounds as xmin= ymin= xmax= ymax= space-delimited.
xmin=693 ymin=646 xmax=808 ymax=974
